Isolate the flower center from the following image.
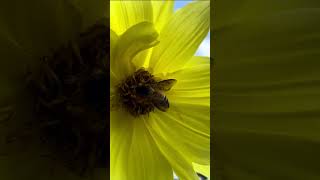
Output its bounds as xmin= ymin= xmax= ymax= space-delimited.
xmin=25 ymin=22 xmax=108 ymax=175
xmin=116 ymin=69 xmax=177 ymax=117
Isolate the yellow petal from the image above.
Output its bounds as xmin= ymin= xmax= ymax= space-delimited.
xmin=145 ymin=115 xmax=199 ymax=180
xmin=112 ymin=22 xmax=159 ymax=80
xmin=214 ymin=0 xmax=320 ymax=29
xmin=152 ymin=1 xmax=174 ymax=32
xmin=110 ymin=0 xmax=153 ymax=35
xmin=193 ymin=163 xmax=210 ymax=179
xmin=149 ymin=1 xmax=210 ymax=74
xmin=149 ymin=56 xmax=210 ymax=166
xmin=129 ymin=0 xmax=174 ymax=69
xmin=166 ymin=56 xmax=210 ymax=106
xmin=131 ymin=1 xmax=174 ymax=70
xmin=149 ymin=102 xmax=210 ymax=164
xmin=111 ymin=110 xmax=173 ymax=180
xmin=110 ymin=29 xmax=119 ymax=88
xmin=214 ymin=5 xmax=320 ymax=180
xmin=128 ymin=1 xmax=174 ymax=70
xmin=110 ymin=30 xmax=119 ymax=59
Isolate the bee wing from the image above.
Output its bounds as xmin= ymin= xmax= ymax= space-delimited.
xmin=156 ymin=79 xmax=177 ymax=91
xmin=151 ymin=92 xmax=169 ymax=112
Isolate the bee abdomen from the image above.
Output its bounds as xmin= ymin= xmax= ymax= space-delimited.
xmin=153 ymin=94 xmax=169 ymax=112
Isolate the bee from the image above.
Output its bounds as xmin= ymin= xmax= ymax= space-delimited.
xmin=135 ymin=79 xmax=177 ymax=112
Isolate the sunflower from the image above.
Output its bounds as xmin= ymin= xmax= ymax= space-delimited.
xmin=214 ymin=1 xmax=320 ymax=179
xmin=0 ymin=0 xmax=108 ymax=179
xmin=110 ymin=1 xmax=210 ymax=180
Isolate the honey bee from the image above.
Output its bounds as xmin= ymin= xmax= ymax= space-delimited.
xmin=135 ymin=79 xmax=177 ymax=112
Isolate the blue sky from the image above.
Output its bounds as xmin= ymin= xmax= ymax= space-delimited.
xmin=174 ymin=1 xmax=210 ymax=57
xmin=174 ymin=1 xmax=192 ymax=10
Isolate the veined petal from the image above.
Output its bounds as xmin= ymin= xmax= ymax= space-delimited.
xmin=130 ymin=1 xmax=174 ymax=69
xmin=149 ymin=102 xmax=210 ymax=165
xmin=131 ymin=47 xmax=153 ymax=69
xmin=111 ymin=110 xmax=173 ymax=180
xmin=110 ymin=30 xmax=119 ymax=59
xmin=185 ymin=55 xmax=212 ymax=67
xmin=152 ymin=1 xmax=174 ymax=32
xmin=166 ymin=56 xmax=210 ymax=106
xmin=112 ymin=22 xmax=159 ymax=80
xmin=214 ymin=0 xmax=320 ymax=29
xmin=193 ymin=163 xmax=210 ymax=179
xmin=149 ymin=1 xmax=210 ymax=74
xmin=146 ymin=56 xmax=210 ymax=169
xmin=214 ymin=6 xmax=320 ymax=180
xmin=145 ymin=115 xmax=199 ymax=180
xmin=146 ymin=56 xmax=210 ymax=176
xmin=127 ymin=1 xmax=174 ymax=70
xmin=110 ymin=0 xmax=153 ymax=35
